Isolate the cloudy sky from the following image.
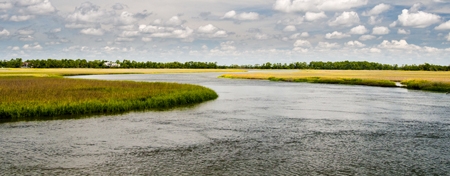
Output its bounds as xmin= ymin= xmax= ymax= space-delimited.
xmin=1 ymin=0 xmax=450 ymax=65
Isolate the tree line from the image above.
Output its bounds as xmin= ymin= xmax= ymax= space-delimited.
xmin=1 ymin=58 xmax=450 ymax=71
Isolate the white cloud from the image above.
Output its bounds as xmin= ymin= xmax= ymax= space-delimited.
xmin=328 ymin=11 xmax=360 ymax=27
xmin=10 ymin=15 xmax=35 ymax=22
xmin=212 ymin=30 xmax=228 ymax=38
xmin=362 ymin=3 xmax=390 ymax=16
xmin=0 ymin=2 xmax=13 ymax=10
xmin=80 ymin=28 xmax=104 ymax=35
xmin=220 ymin=41 xmax=236 ymax=51
xmin=141 ymin=37 xmax=152 ymax=42
xmin=317 ymin=41 xmax=340 ymax=49
xmin=166 ymin=16 xmax=183 ymax=26
xmin=16 ymin=0 xmax=43 ymax=6
xmin=372 ymin=26 xmax=390 ymax=35
xmin=19 ymin=35 xmax=34 ymax=41
xmin=396 ymin=9 xmax=441 ymax=28
xmin=115 ymin=37 xmax=135 ymax=42
xmin=359 ymin=35 xmax=376 ymax=41
xmin=447 ymin=33 xmax=450 ymax=41
xmin=255 ymin=33 xmax=269 ymax=40
xmin=151 ymin=26 xmax=193 ymax=39
xmin=17 ymin=29 xmax=35 ymax=35
xmin=115 ymin=11 xmax=137 ymax=25
xmin=25 ymin=0 xmax=56 ymax=15
xmin=273 ymin=0 xmax=368 ymax=13
xmin=49 ymin=28 xmax=61 ymax=33
xmin=435 ymin=20 xmax=450 ymax=30
xmin=66 ymin=2 xmax=111 ymax=24
xmin=197 ymin=24 xmax=218 ymax=33
xmin=120 ymin=30 xmax=140 ymax=37
xmin=112 ymin=3 xmax=127 ymax=10
xmin=0 ymin=29 xmax=10 ymax=37
xmin=368 ymin=16 xmax=382 ymax=25
xmin=11 ymin=46 xmax=21 ymax=51
xmin=423 ymin=46 xmax=439 ymax=53
xmin=345 ymin=40 xmax=365 ymax=47
xmin=293 ymin=39 xmax=312 ymax=47
xmin=290 ymin=32 xmax=309 ymax=39
xmin=398 ymin=29 xmax=410 ymax=35
xmin=369 ymin=48 xmax=381 ymax=53
xmin=349 ymin=25 xmax=367 ymax=35
xmin=23 ymin=42 xmax=42 ymax=50
xmin=378 ymin=40 xmax=420 ymax=50
xmin=304 ymin=11 xmax=327 ymax=21
xmin=139 ymin=25 xmax=165 ymax=33
xmin=283 ymin=25 xmax=297 ymax=32
xmin=325 ymin=31 xmax=351 ymax=39
xmin=222 ymin=11 xmax=259 ymax=21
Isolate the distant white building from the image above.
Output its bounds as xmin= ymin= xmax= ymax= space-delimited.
xmin=103 ymin=61 xmax=121 ymax=67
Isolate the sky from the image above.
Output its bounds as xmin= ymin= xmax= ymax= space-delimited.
xmin=1 ymin=0 xmax=450 ymax=65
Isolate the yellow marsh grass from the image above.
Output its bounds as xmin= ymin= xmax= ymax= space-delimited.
xmin=221 ymin=70 xmax=450 ymax=83
xmin=0 ymin=68 xmax=246 ymax=77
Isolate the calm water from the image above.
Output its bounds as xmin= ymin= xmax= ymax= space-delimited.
xmin=1 ymin=72 xmax=450 ymax=175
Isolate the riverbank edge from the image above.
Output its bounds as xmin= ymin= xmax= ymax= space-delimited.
xmin=219 ymin=75 xmax=450 ymax=93
xmin=0 ymin=77 xmax=219 ymax=122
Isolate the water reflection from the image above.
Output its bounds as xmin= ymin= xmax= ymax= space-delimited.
xmin=1 ymin=73 xmax=449 ymax=175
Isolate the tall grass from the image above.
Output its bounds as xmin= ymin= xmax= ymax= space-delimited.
xmin=0 ymin=77 xmax=218 ymax=122
xmin=401 ymin=80 xmax=450 ymax=92
xmin=268 ymin=77 xmax=396 ymax=87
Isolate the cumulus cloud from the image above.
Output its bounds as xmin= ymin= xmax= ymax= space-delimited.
xmin=325 ymin=31 xmax=351 ymax=39
xmin=166 ymin=16 xmax=183 ymax=26
xmin=19 ymin=35 xmax=34 ymax=41
xmin=283 ymin=25 xmax=297 ymax=32
xmin=398 ymin=29 xmax=410 ymax=35
xmin=447 ymin=32 xmax=450 ymax=41
xmin=80 ymin=28 xmax=104 ymax=35
xmin=10 ymin=15 xmax=34 ymax=21
xmin=139 ymin=25 xmax=165 ymax=33
xmin=372 ymin=26 xmax=389 ymax=35
xmin=378 ymin=40 xmax=420 ymax=50
xmin=66 ymin=2 xmax=112 ymax=25
xmin=435 ymin=20 xmax=450 ymax=30
xmin=359 ymin=34 xmax=376 ymax=41
xmin=362 ymin=3 xmax=390 ymax=16
xmin=349 ymin=25 xmax=368 ymax=35
xmin=273 ymin=0 xmax=368 ymax=13
xmin=197 ymin=24 xmax=218 ymax=33
xmin=293 ymin=39 xmax=312 ymax=47
xmin=345 ymin=40 xmax=365 ymax=47
xmin=220 ymin=41 xmax=236 ymax=51
xmin=317 ymin=41 xmax=340 ymax=49
xmin=304 ymin=11 xmax=327 ymax=21
xmin=16 ymin=29 xmax=35 ymax=35
xmin=0 ymin=2 xmax=13 ymax=10
xmin=22 ymin=42 xmax=42 ymax=50
xmin=289 ymin=32 xmax=309 ymax=39
xmin=150 ymin=26 xmax=193 ymax=39
xmin=328 ymin=11 xmax=360 ymax=27
xmin=112 ymin=3 xmax=127 ymax=10
xmin=141 ymin=37 xmax=152 ymax=42
xmin=25 ymin=0 xmax=56 ymax=15
xmin=370 ymin=48 xmax=381 ymax=53
xmin=119 ymin=30 xmax=140 ymax=37
xmin=212 ymin=30 xmax=228 ymax=38
xmin=255 ymin=33 xmax=269 ymax=40
xmin=396 ymin=9 xmax=441 ymax=28
xmin=0 ymin=29 xmax=10 ymax=39
xmin=367 ymin=16 xmax=382 ymax=25
xmin=222 ymin=10 xmax=259 ymax=21
xmin=115 ymin=11 xmax=138 ymax=25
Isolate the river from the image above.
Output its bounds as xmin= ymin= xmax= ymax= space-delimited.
xmin=1 ymin=72 xmax=449 ymax=175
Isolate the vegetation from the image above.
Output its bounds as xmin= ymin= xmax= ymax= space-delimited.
xmin=220 ymin=70 xmax=450 ymax=92
xmin=401 ymin=80 xmax=450 ymax=93
xmin=0 ymin=77 xmax=218 ymax=122
xmin=0 ymin=68 xmax=245 ymax=77
xmin=1 ymin=58 xmax=450 ymax=71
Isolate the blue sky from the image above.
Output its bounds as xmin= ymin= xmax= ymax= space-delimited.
xmin=1 ymin=0 xmax=450 ymax=65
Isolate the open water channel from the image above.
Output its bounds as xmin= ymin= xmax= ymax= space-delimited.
xmin=1 ymin=72 xmax=450 ymax=175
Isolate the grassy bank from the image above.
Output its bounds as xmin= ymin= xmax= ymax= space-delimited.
xmin=220 ymin=70 xmax=450 ymax=92
xmin=0 ymin=68 xmax=246 ymax=77
xmin=0 ymin=77 xmax=218 ymax=122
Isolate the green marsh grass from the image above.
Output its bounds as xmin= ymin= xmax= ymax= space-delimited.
xmin=0 ymin=77 xmax=218 ymax=122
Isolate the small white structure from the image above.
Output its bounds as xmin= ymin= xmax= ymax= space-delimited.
xmin=103 ymin=61 xmax=121 ymax=67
